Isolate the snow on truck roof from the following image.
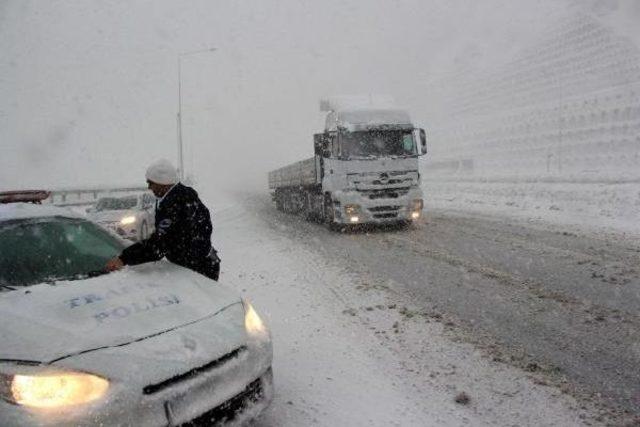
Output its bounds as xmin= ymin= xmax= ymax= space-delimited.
xmin=0 ymin=202 xmax=82 ymax=222
xmin=320 ymin=96 xmax=413 ymax=131
xmin=320 ymin=95 xmax=397 ymax=112
xmin=325 ymin=109 xmax=413 ymax=132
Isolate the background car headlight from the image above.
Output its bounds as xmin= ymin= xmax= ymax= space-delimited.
xmin=120 ymin=216 xmax=136 ymax=225
xmin=0 ymin=371 xmax=109 ymax=408
xmin=243 ymin=300 xmax=268 ymax=339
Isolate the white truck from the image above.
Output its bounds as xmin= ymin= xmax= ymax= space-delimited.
xmin=268 ymin=97 xmax=427 ymax=228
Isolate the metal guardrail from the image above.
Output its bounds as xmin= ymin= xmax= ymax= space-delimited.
xmin=45 ymin=187 xmax=148 ymax=207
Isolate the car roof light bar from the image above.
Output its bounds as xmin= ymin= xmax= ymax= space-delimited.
xmin=0 ymin=190 xmax=51 ymax=204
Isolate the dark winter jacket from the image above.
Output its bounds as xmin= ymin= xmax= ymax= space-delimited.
xmin=119 ymin=183 xmax=218 ymax=278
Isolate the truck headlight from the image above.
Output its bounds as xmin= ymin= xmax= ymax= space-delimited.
xmin=410 ymin=199 xmax=423 ymax=220
xmin=120 ymin=216 xmax=136 ymax=225
xmin=243 ymin=300 xmax=268 ymax=339
xmin=0 ymin=370 xmax=109 ymax=408
xmin=344 ymin=204 xmax=361 ymax=222
xmin=344 ymin=204 xmax=360 ymax=215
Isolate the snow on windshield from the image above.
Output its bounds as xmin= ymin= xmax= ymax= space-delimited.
xmin=0 ymin=218 xmax=124 ymax=287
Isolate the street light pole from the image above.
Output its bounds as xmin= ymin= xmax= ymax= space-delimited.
xmin=177 ymin=47 xmax=216 ymax=182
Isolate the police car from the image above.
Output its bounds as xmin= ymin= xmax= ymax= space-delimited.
xmin=0 ymin=191 xmax=273 ymax=426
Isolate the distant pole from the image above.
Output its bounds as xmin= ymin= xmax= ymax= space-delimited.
xmin=177 ymin=56 xmax=183 ymax=181
xmin=177 ymin=47 xmax=217 ymax=181
xmin=558 ymin=75 xmax=563 ymax=174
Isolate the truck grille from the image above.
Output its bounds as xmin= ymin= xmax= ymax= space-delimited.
xmin=369 ymin=205 xmax=401 ymax=212
xmin=368 ymin=205 xmax=401 ymax=219
xmin=361 ymin=188 xmax=410 ymax=200
xmin=373 ymin=213 xmax=398 ymax=219
xmin=372 ymin=178 xmax=403 ymax=185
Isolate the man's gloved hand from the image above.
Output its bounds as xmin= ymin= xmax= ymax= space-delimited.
xmin=105 ymin=257 xmax=124 ymax=272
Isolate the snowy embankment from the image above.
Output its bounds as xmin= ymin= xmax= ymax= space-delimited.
xmin=201 ymin=191 xmax=596 ymax=426
xmin=422 ymin=179 xmax=640 ymax=238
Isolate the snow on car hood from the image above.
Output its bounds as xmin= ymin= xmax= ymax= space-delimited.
xmin=0 ymin=262 xmax=242 ymax=363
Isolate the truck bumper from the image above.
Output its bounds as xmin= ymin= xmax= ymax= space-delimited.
xmin=332 ymin=188 xmax=424 ymax=224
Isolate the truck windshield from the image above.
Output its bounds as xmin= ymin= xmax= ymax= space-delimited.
xmin=340 ymin=130 xmax=417 ymax=159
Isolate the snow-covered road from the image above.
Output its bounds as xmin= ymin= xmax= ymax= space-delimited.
xmin=201 ymin=191 xmax=624 ymax=426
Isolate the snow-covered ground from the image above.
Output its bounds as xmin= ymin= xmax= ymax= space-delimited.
xmin=202 ymin=191 xmax=599 ymax=426
xmin=423 ymin=180 xmax=640 ymax=239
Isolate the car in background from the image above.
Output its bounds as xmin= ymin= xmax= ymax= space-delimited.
xmin=87 ymin=193 xmax=155 ymax=241
xmin=0 ymin=192 xmax=274 ymax=426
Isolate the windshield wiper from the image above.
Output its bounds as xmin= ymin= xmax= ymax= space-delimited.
xmin=69 ymin=269 xmax=110 ymax=281
xmin=86 ymin=269 xmax=110 ymax=278
xmin=46 ymin=269 xmax=110 ymax=284
xmin=0 ymin=284 xmax=16 ymax=292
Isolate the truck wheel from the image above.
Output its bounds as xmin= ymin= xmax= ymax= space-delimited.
xmin=303 ymin=193 xmax=317 ymax=222
xmin=324 ymin=194 xmax=339 ymax=230
xmin=283 ymin=193 xmax=291 ymax=213
xmin=275 ymin=190 xmax=285 ymax=212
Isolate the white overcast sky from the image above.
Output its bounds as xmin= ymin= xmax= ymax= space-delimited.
xmin=2 ymin=0 xmax=634 ymax=192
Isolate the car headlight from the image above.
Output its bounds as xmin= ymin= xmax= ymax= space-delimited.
xmin=0 ymin=369 xmax=109 ymax=408
xmin=120 ymin=216 xmax=136 ymax=225
xmin=243 ymin=300 xmax=268 ymax=339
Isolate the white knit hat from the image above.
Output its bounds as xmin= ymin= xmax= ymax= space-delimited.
xmin=145 ymin=159 xmax=179 ymax=185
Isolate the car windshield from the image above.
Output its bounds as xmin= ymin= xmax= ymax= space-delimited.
xmin=0 ymin=217 xmax=126 ymax=288
xmin=340 ymin=130 xmax=417 ymax=159
xmin=95 ymin=196 xmax=138 ymax=211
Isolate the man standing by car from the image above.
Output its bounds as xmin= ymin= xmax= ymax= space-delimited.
xmin=105 ymin=159 xmax=220 ymax=281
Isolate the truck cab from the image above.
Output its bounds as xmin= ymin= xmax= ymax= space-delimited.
xmin=314 ymin=108 xmax=427 ymax=225
xmin=268 ymin=98 xmax=428 ymax=229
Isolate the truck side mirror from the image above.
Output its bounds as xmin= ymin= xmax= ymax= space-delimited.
xmin=314 ymin=134 xmax=324 ymax=156
xmin=419 ymin=128 xmax=427 ymax=155
xmin=314 ymin=133 xmax=332 ymax=158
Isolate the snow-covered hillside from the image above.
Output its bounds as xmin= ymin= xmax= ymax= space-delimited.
xmin=424 ymin=12 xmax=640 ymax=182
